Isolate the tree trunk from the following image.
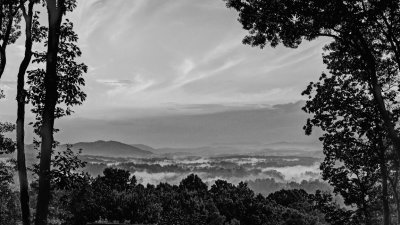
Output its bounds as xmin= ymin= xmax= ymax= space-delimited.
xmin=394 ymin=186 xmax=400 ymax=225
xmin=0 ymin=2 xmax=17 ymax=80
xmin=16 ymin=1 xmax=35 ymax=225
xmin=34 ymin=1 xmax=64 ymax=225
xmin=370 ymin=75 xmax=400 ymax=157
xmin=349 ymin=30 xmax=400 ymax=163
xmin=389 ymin=174 xmax=400 ymax=224
xmin=0 ymin=46 xmax=6 ymax=79
xmin=380 ymin=149 xmax=391 ymax=225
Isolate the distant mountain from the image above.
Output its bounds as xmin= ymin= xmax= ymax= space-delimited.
xmin=263 ymin=141 xmax=322 ymax=151
xmin=2 ymin=140 xmax=322 ymax=159
xmin=130 ymin=144 xmax=155 ymax=152
xmin=65 ymin=140 xmax=153 ymax=157
xmin=154 ymin=141 xmax=323 ymax=157
xmin=155 ymin=145 xmax=252 ymax=156
xmin=258 ymin=141 xmax=323 ymax=157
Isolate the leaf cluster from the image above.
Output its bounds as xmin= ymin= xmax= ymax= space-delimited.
xmin=27 ymin=18 xmax=87 ymax=134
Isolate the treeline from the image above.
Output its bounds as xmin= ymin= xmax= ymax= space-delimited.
xmin=247 ymin=178 xmax=332 ymax=197
xmin=0 ymin=164 xmax=330 ymax=225
xmin=1 ymin=145 xmax=395 ymax=225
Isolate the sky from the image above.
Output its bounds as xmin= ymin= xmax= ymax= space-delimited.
xmin=0 ymin=0 xmax=328 ymax=147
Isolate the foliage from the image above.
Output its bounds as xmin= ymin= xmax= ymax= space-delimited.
xmin=0 ymin=91 xmax=15 ymax=154
xmin=47 ymin=169 xmax=329 ymax=225
xmin=0 ymin=161 xmax=20 ymax=225
xmin=302 ymin=72 xmax=388 ymax=223
xmin=0 ymin=121 xmax=15 ymax=154
xmin=27 ymin=18 xmax=87 ymax=134
xmin=224 ymin=1 xmax=400 ymax=224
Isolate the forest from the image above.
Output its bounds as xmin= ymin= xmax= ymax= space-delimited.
xmin=0 ymin=160 xmax=347 ymax=225
xmin=2 ymin=0 xmax=400 ymax=225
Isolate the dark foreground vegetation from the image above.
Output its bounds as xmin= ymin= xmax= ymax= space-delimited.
xmin=0 ymin=146 xmax=395 ymax=225
xmin=0 ymin=160 xmax=338 ymax=225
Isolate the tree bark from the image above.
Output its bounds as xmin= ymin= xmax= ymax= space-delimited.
xmin=389 ymin=176 xmax=400 ymax=224
xmin=0 ymin=2 xmax=16 ymax=80
xmin=369 ymin=73 xmax=400 ymax=158
xmin=0 ymin=46 xmax=6 ymax=79
xmin=34 ymin=1 xmax=64 ymax=225
xmin=379 ymin=147 xmax=391 ymax=225
xmin=16 ymin=1 xmax=35 ymax=225
xmin=352 ymin=31 xmax=400 ymax=161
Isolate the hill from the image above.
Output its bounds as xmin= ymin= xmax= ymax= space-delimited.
xmin=130 ymin=144 xmax=155 ymax=152
xmin=66 ymin=140 xmax=153 ymax=157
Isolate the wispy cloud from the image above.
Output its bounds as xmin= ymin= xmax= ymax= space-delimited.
xmin=97 ymin=75 xmax=155 ymax=96
xmin=0 ymin=0 xmax=328 ymax=128
xmin=0 ymin=80 xmax=17 ymax=85
xmin=172 ymin=57 xmax=244 ymax=88
xmin=176 ymin=59 xmax=195 ymax=75
xmin=202 ymin=38 xmax=242 ymax=63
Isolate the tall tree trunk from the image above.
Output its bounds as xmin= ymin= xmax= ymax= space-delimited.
xmin=393 ymin=184 xmax=400 ymax=224
xmin=34 ymin=1 xmax=64 ymax=225
xmin=364 ymin=206 xmax=371 ymax=225
xmin=16 ymin=1 xmax=34 ymax=225
xmin=380 ymin=148 xmax=391 ymax=225
xmin=0 ymin=47 xmax=6 ymax=79
xmin=0 ymin=2 xmax=15 ymax=80
xmin=349 ymin=30 xmax=400 ymax=162
xmin=389 ymin=174 xmax=400 ymax=224
xmin=370 ymin=74 xmax=400 ymax=158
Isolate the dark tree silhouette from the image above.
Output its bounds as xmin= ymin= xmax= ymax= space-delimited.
xmin=302 ymin=72 xmax=394 ymax=224
xmin=15 ymin=1 xmax=40 ymax=224
xmin=0 ymin=161 xmax=19 ymax=225
xmin=0 ymin=0 xmax=21 ymax=79
xmin=34 ymin=0 xmax=65 ymax=222
xmin=0 ymin=97 xmax=18 ymax=224
xmin=313 ymin=191 xmax=354 ymax=225
xmin=28 ymin=1 xmax=86 ymax=224
xmin=224 ymin=1 xmax=400 ymax=224
xmin=0 ymin=90 xmax=14 ymax=154
xmin=0 ymin=117 xmax=14 ymax=155
xmin=223 ymin=0 xmax=400 ymax=169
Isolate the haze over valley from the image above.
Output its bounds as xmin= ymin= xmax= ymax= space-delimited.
xmin=1 ymin=138 xmax=328 ymax=198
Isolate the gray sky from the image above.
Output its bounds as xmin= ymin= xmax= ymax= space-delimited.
xmin=0 ymin=0 xmax=327 ymax=147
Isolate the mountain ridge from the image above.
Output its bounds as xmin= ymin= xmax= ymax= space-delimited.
xmin=64 ymin=140 xmax=153 ymax=157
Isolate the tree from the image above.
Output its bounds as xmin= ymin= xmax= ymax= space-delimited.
xmin=313 ymin=190 xmax=355 ymax=225
xmin=224 ymin=1 xmax=400 ymax=224
xmin=0 ymin=121 xmax=15 ymax=154
xmin=0 ymin=161 xmax=20 ymax=225
xmin=302 ymin=72 xmax=392 ymax=224
xmin=27 ymin=1 xmax=86 ymax=224
xmin=33 ymin=1 xmax=65 ymax=222
xmin=179 ymin=173 xmax=208 ymax=194
xmin=15 ymin=1 xmax=41 ymax=224
xmin=49 ymin=146 xmax=91 ymax=225
xmin=0 ymin=90 xmax=15 ymax=154
xmin=96 ymin=167 xmax=132 ymax=191
xmin=0 ymin=92 xmax=18 ymax=225
xmin=223 ymin=0 xmax=400 ymax=170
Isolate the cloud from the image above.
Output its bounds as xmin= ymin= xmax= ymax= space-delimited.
xmin=262 ymin=163 xmax=321 ymax=182
xmin=0 ymin=80 xmax=17 ymax=85
xmin=97 ymin=79 xmax=136 ymax=86
xmin=165 ymin=102 xmax=273 ymax=115
xmin=202 ymin=37 xmax=242 ymax=63
xmin=0 ymin=0 xmax=329 ymax=146
xmin=73 ymin=0 xmax=326 ymax=112
xmin=176 ymin=59 xmax=195 ymax=75
xmin=172 ymin=57 xmax=244 ymax=88
xmin=97 ymin=75 xmax=155 ymax=96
